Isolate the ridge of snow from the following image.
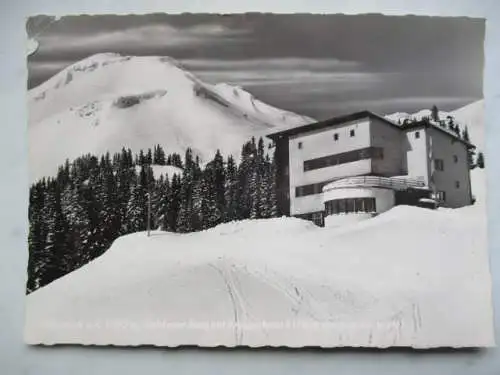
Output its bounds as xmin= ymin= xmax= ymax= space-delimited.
xmin=25 ymin=172 xmax=493 ymax=347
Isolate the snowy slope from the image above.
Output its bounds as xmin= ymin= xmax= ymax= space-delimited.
xmin=386 ymin=100 xmax=484 ymax=149
xmin=28 ymin=53 xmax=313 ymax=181
xmin=25 ymin=170 xmax=493 ymax=348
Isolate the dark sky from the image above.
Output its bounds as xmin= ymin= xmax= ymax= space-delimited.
xmin=27 ymin=13 xmax=485 ymax=119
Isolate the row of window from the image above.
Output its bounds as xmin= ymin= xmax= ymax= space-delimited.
xmin=297 ymin=129 xmax=355 ymax=149
xmin=295 ymin=181 xmax=329 ymax=197
xmin=413 ymin=130 xmax=462 ymax=145
xmin=303 ymin=146 xmax=384 ymax=172
xmin=433 ymin=156 xmax=459 ymax=172
xmin=325 ymin=197 xmax=377 ymax=216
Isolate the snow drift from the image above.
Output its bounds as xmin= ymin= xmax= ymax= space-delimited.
xmin=25 ymin=169 xmax=493 ymax=348
xmin=28 ymin=53 xmax=313 ymax=181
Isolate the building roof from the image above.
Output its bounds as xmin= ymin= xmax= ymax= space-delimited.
xmin=266 ymin=110 xmax=396 ymax=140
xmin=266 ymin=110 xmax=475 ymax=148
xmin=401 ymin=119 xmax=475 ymax=148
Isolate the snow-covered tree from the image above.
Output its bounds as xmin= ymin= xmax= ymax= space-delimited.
xmin=462 ymin=126 xmax=476 ymax=169
xmin=431 ymin=105 xmax=439 ymax=122
xmin=476 ymin=151 xmax=485 ymax=169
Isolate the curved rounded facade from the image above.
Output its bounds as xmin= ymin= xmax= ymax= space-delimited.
xmin=322 ymin=176 xmax=398 ymax=227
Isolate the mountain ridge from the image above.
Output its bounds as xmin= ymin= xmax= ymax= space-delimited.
xmin=28 ymin=53 xmax=314 ymax=181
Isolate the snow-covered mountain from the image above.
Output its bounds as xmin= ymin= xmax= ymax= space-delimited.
xmin=385 ymin=100 xmax=484 ymax=150
xmin=25 ymin=169 xmax=493 ymax=348
xmin=28 ymin=53 xmax=314 ymax=181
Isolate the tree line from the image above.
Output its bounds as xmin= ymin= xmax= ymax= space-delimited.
xmin=27 ymin=137 xmax=279 ymax=293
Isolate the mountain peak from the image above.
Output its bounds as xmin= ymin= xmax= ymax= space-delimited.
xmin=28 ymin=54 xmax=313 ymax=181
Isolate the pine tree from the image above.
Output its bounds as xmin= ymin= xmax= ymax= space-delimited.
xmin=146 ymin=148 xmax=153 ymax=165
xmin=153 ymin=144 xmax=166 ymax=165
xmin=127 ymin=167 xmax=148 ymax=232
xmin=476 ymin=151 xmax=485 ymax=169
xmin=249 ymin=168 xmax=260 ymax=219
xmin=116 ymin=158 xmax=136 ymax=234
xmin=269 ymin=153 xmax=279 ymax=218
xmin=98 ymin=156 xmax=120 ymax=247
xmin=462 ymin=126 xmax=476 ymax=169
xmin=155 ymin=175 xmax=170 ymax=230
xmin=431 ymin=105 xmax=439 ymax=122
xmin=27 ymin=181 xmax=48 ymax=292
xmin=224 ymin=155 xmax=239 ymax=222
xmin=237 ymin=139 xmax=257 ymax=219
xmin=176 ymin=149 xmax=196 ymax=232
xmin=211 ymin=150 xmax=225 ymax=224
xmin=61 ymin=183 xmax=91 ymax=268
xmin=462 ymin=126 xmax=470 ymax=142
xmin=42 ymin=181 xmax=72 ymax=284
xmin=167 ymin=173 xmax=182 ymax=231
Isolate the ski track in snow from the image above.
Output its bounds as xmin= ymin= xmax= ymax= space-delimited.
xmin=24 ymin=170 xmax=492 ymax=348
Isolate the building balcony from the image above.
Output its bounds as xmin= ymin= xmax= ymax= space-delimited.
xmin=323 ymin=175 xmax=426 ymax=193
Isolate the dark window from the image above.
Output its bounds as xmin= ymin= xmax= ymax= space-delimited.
xmin=346 ymin=198 xmax=355 ymax=212
xmin=366 ymin=197 xmax=376 ymax=212
xmin=338 ymin=199 xmax=346 ymax=213
xmin=333 ymin=133 xmax=339 ymax=141
xmin=359 ymin=148 xmax=370 ymax=158
xmin=295 ymin=211 xmax=324 ymax=226
xmin=354 ymin=198 xmax=364 ymax=213
xmin=453 ymin=155 xmax=458 ymax=163
xmin=436 ymin=191 xmax=447 ymax=201
xmin=304 ymin=147 xmax=384 ymax=172
xmin=455 ymin=181 xmax=460 ymax=188
xmin=325 ymin=197 xmax=376 ymax=215
xmin=434 ymin=159 xmax=444 ymax=171
xmin=350 ymin=129 xmax=355 ymax=137
xmin=295 ymin=181 xmax=329 ymax=197
xmin=415 ymin=131 xmax=420 ymax=139
xmin=311 ymin=212 xmax=324 ymax=226
xmin=298 ymin=142 xmax=303 ymax=149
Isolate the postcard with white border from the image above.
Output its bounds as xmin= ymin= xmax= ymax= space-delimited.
xmin=24 ymin=13 xmax=494 ymax=348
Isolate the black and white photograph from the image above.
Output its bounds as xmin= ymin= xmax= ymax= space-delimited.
xmin=24 ymin=13 xmax=493 ymax=347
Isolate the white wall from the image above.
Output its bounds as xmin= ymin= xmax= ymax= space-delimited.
xmin=292 ymin=192 xmax=326 ymax=215
xmin=323 ymin=187 xmax=395 ymax=214
xmin=426 ymin=127 xmax=472 ymax=208
xmin=404 ymin=127 xmax=430 ymax=184
xmin=288 ymin=118 xmax=371 ymax=215
xmin=370 ymin=117 xmax=404 ymax=176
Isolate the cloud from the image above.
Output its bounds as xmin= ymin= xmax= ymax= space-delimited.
xmin=179 ymin=57 xmax=378 ymax=91
xmin=35 ymin=23 xmax=249 ymax=54
xmin=293 ymin=96 xmax=478 ymax=119
xmin=180 ymin=58 xmax=361 ymax=71
xmin=29 ymin=60 xmax=72 ymax=75
xmin=200 ymin=70 xmax=381 ymax=87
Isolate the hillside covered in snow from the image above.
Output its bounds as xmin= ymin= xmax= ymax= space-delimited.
xmin=386 ymin=100 xmax=484 ymax=150
xmin=28 ymin=53 xmax=313 ymax=181
xmin=25 ymin=169 xmax=493 ymax=348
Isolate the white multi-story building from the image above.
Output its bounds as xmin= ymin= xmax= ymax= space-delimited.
xmin=267 ymin=111 xmax=474 ymax=227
